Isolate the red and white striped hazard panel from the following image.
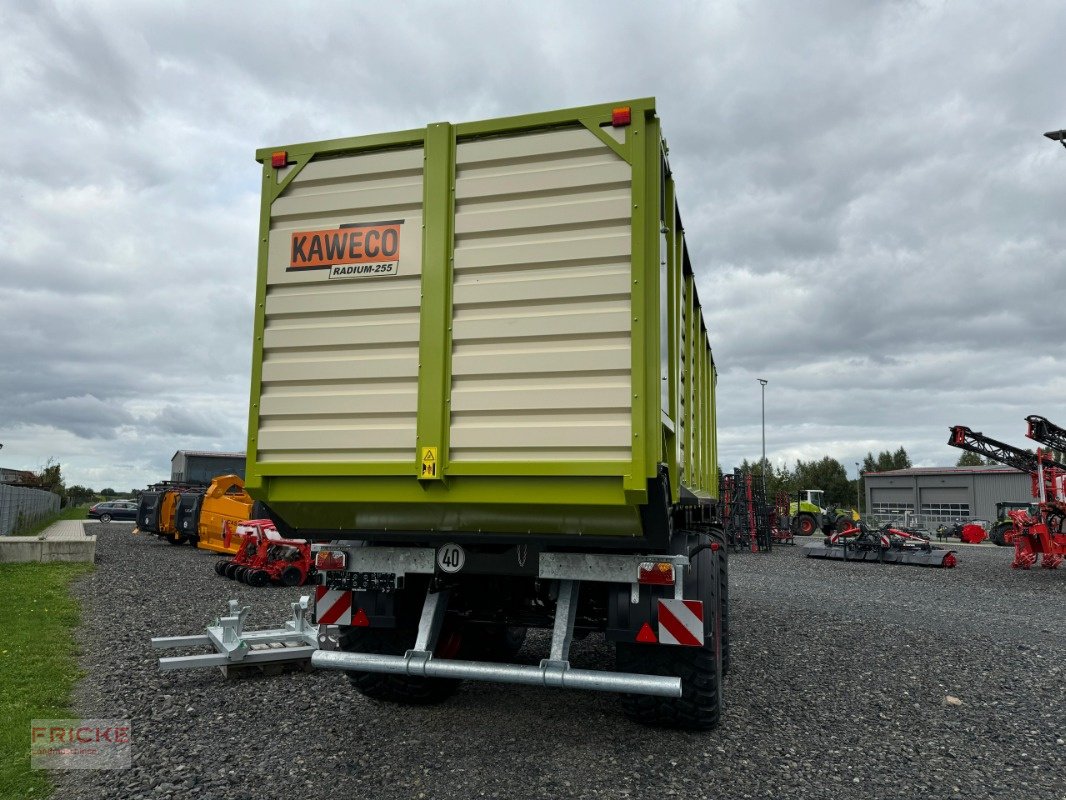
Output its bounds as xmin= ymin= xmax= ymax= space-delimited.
xmin=315 ymin=587 xmax=353 ymax=625
xmin=657 ymin=599 xmax=705 ymax=647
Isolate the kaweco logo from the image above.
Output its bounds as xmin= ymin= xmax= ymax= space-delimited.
xmin=288 ymin=220 xmax=403 ymax=279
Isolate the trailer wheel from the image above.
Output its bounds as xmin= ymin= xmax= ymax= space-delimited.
xmin=339 ymin=627 xmax=461 ymax=705
xmin=615 ymin=639 xmax=722 ymax=730
xmin=616 ymin=529 xmax=723 ymax=730
xmin=707 ymin=527 xmax=729 ymax=676
xmin=247 ymin=569 xmax=269 ymax=588
xmin=224 ymin=562 xmax=240 ymax=579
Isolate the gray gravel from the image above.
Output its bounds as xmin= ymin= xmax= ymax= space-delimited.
xmin=51 ymin=526 xmax=1065 ymax=800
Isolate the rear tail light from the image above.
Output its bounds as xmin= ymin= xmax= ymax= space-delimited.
xmin=271 ymin=150 xmax=288 ymax=168
xmin=315 ymin=550 xmax=347 ymax=571
xmin=611 ymin=106 xmax=632 ymax=127
xmin=637 ymin=561 xmax=675 ymax=585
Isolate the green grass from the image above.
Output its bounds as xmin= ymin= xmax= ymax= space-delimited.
xmin=11 ymin=506 xmax=88 ymax=537
xmin=0 ymin=561 xmax=94 ymax=799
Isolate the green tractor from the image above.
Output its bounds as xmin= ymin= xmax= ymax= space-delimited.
xmin=789 ymin=489 xmax=860 ymax=536
xmin=989 ymin=501 xmax=1039 ymax=546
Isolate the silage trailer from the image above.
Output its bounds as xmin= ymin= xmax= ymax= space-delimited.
xmin=153 ymin=99 xmax=730 ymax=730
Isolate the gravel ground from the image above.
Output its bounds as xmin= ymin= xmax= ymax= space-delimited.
xmin=50 ymin=525 xmax=1065 ymax=800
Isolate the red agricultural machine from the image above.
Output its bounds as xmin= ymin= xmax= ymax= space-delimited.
xmin=948 ymin=417 xmax=1066 ymax=570
xmin=805 ymin=520 xmax=957 ymax=567
xmin=214 ymin=520 xmax=314 ymax=586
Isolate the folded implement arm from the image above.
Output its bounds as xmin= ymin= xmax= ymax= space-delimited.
xmin=1025 ymin=415 xmax=1066 ymax=453
xmin=947 ymin=426 xmax=1066 ymax=472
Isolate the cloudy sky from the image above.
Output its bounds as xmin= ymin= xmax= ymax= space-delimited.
xmin=2 ymin=1 xmax=1065 ymax=490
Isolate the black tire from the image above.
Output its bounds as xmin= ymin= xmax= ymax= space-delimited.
xmin=214 ymin=561 xmax=227 ymax=576
xmin=224 ymin=562 xmax=240 ymax=580
xmin=339 ymin=626 xmax=461 ymax=705
xmin=247 ymin=569 xmax=269 ymax=588
xmin=990 ymin=523 xmax=1011 ymax=547
xmin=707 ymin=527 xmax=729 ymax=676
xmin=100 ymin=513 xmax=112 ymax=524
xmin=616 ymin=528 xmax=723 ymax=730
xmin=616 ymin=640 xmax=722 ymax=731
xmin=280 ymin=566 xmax=304 ymax=587
xmin=234 ymin=566 xmax=249 ymax=583
xmin=460 ymin=625 xmax=527 ymax=662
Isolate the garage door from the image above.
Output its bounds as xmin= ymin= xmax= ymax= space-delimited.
xmin=919 ymin=487 xmax=970 ymax=520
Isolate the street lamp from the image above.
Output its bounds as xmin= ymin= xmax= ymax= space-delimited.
xmin=757 ymin=379 xmax=768 ymax=490
xmin=855 ymin=461 xmax=861 ymax=513
xmin=1045 ymin=130 xmax=1066 ymax=150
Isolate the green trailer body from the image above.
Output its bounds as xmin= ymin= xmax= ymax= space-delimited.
xmin=244 ymin=99 xmax=717 ymax=540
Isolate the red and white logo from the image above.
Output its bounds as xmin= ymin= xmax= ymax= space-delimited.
xmin=657 ymin=599 xmax=705 ymax=647
xmin=314 ymin=587 xmax=353 ymax=625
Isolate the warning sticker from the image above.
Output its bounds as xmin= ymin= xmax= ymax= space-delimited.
xmin=288 ymin=220 xmax=403 ymax=279
xmin=420 ymin=447 xmax=438 ymax=479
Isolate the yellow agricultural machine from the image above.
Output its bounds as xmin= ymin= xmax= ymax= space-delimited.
xmin=135 ymin=475 xmax=257 ymax=555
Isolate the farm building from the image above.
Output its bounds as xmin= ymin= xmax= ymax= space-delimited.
xmin=863 ymin=465 xmax=1031 ymax=526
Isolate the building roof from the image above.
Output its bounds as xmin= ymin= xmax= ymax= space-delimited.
xmin=866 ymin=465 xmax=1025 ymax=477
xmin=171 ymin=450 xmax=246 ymax=461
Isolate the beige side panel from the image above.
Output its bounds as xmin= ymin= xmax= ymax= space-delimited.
xmin=259 ymin=147 xmax=424 ymax=464
xmin=450 ymin=127 xmax=632 ymax=463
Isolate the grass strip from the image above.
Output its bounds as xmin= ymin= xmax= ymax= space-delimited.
xmin=0 ymin=561 xmax=94 ymax=798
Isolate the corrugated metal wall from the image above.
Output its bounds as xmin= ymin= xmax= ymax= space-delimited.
xmin=0 ymin=484 xmax=60 ymax=536
xmin=259 ymin=148 xmax=425 ymax=463
xmin=867 ymin=470 xmax=1032 ymax=523
xmin=449 ymin=128 xmax=633 ymax=462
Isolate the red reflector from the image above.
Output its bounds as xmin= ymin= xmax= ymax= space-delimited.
xmin=271 ymin=151 xmax=288 ymax=168
xmin=710 ymin=542 xmax=720 ymax=552
xmin=315 ymin=550 xmax=346 ymax=571
xmin=352 ymin=608 xmax=370 ymax=627
xmin=638 ymin=561 xmax=675 ymax=585
xmin=635 ymin=622 xmax=657 ymax=643
xmin=611 ymin=106 xmax=631 ymax=127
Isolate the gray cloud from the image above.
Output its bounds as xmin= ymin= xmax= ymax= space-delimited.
xmin=0 ymin=0 xmax=1064 ymax=488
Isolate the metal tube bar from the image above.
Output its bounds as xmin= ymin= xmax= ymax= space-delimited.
xmin=312 ymin=650 xmax=681 ymax=697
xmin=151 ymin=635 xmax=211 ymax=650
xmin=160 ymin=646 xmax=317 ymax=672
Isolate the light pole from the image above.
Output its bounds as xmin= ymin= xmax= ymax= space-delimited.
xmin=757 ymin=379 xmax=767 ymax=492
xmin=855 ymin=461 xmax=861 ymax=514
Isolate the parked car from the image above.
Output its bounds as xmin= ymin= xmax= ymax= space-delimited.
xmin=88 ymin=500 xmax=138 ymax=523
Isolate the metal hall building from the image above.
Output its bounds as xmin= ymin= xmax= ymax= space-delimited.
xmin=863 ymin=465 xmax=1032 ymax=525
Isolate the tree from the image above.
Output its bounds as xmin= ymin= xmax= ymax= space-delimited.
xmin=794 ymin=456 xmax=852 ymax=506
xmin=100 ymin=487 xmax=117 ymax=497
xmin=955 ymin=451 xmax=986 ymax=467
xmin=66 ymin=485 xmax=95 ymax=506
xmin=28 ymin=458 xmax=65 ymax=496
xmin=862 ymin=447 xmax=912 ymax=474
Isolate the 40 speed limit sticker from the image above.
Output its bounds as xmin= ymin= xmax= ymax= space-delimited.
xmin=436 ymin=543 xmax=466 ymax=574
